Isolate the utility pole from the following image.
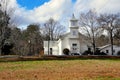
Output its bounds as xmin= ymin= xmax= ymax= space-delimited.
xmin=28 ymin=40 xmax=31 ymax=55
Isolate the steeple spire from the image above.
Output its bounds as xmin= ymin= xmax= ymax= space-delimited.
xmin=69 ymin=13 xmax=78 ymax=27
xmin=72 ymin=13 xmax=75 ymax=19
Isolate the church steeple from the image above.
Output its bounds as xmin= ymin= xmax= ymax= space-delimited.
xmin=69 ymin=14 xmax=79 ymax=38
xmin=69 ymin=14 xmax=78 ymax=27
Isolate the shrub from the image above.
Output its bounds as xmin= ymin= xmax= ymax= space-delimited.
xmin=2 ymin=42 xmax=14 ymax=55
xmin=117 ymin=51 xmax=120 ymax=55
xmin=82 ymin=48 xmax=93 ymax=55
xmin=94 ymin=48 xmax=107 ymax=55
xmin=63 ymin=48 xmax=70 ymax=55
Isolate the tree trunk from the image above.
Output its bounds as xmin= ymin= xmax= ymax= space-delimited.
xmin=0 ymin=49 xmax=1 ymax=56
xmin=110 ymin=30 xmax=114 ymax=55
xmin=92 ymin=30 xmax=96 ymax=55
xmin=48 ymin=40 xmax=50 ymax=55
xmin=92 ymin=36 xmax=96 ymax=55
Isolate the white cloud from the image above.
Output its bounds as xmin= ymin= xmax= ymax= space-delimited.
xmin=74 ymin=0 xmax=120 ymax=14
xmin=74 ymin=0 xmax=91 ymax=13
xmin=90 ymin=0 xmax=120 ymax=13
xmin=32 ymin=0 xmax=72 ymax=22
xmin=9 ymin=0 xmax=73 ymax=28
xmin=4 ymin=0 xmax=120 ymax=29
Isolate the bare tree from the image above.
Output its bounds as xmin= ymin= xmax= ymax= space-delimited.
xmin=43 ymin=18 xmax=66 ymax=40
xmin=98 ymin=13 xmax=120 ymax=55
xmin=114 ymin=29 xmax=120 ymax=46
xmin=9 ymin=27 xmax=22 ymax=55
xmin=79 ymin=10 xmax=102 ymax=54
xmin=0 ymin=1 xmax=10 ymax=55
xmin=42 ymin=18 xmax=65 ymax=55
xmin=96 ymin=35 xmax=109 ymax=47
xmin=0 ymin=0 xmax=16 ymax=55
xmin=113 ymin=16 xmax=120 ymax=46
xmin=22 ymin=24 xmax=43 ymax=56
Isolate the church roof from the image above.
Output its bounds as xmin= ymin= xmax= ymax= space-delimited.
xmin=59 ymin=31 xmax=86 ymax=39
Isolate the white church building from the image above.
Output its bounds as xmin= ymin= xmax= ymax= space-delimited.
xmin=44 ymin=15 xmax=90 ymax=55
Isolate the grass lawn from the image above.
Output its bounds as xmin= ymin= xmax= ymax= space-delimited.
xmin=0 ymin=59 xmax=120 ymax=80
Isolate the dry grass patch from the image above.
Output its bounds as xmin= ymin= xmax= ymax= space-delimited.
xmin=0 ymin=59 xmax=120 ymax=80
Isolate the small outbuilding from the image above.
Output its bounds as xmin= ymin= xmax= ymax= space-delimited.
xmin=99 ymin=44 xmax=120 ymax=55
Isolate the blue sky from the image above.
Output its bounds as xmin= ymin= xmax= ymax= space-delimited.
xmin=17 ymin=0 xmax=76 ymax=10
xmin=17 ymin=0 xmax=50 ymax=10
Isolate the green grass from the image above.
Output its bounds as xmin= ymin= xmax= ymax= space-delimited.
xmin=0 ymin=59 xmax=120 ymax=71
xmin=0 ymin=59 xmax=120 ymax=80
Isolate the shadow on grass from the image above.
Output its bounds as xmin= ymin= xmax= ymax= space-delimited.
xmin=0 ymin=55 xmax=120 ymax=62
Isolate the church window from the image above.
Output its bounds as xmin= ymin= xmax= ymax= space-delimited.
xmin=106 ymin=50 xmax=109 ymax=53
xmin=73 ymin=48 xmax=77 ymax=50
xmin=71 ymin=21 xmax=76 ymax=26
xmin=73 ymin=31 xmax=76 ymax=35
xmin=50 ymin=48 xmax=52 ymax=55
xmin=113 ymin=50 xmax=115 ymax=53
xmin=72 ymin=43 xmax=77 ymax=46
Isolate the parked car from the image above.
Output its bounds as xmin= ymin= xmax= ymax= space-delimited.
xmin=71 ymin=53 xmax=81 ymax=56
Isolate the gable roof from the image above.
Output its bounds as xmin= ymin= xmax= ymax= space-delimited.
xmin=59 ymin=31 xmax=86 ymax=39
xmin=98 ymin=44 xmax=120 ymax=50
xmin=98 ymin=44 xmax=111 ymax=50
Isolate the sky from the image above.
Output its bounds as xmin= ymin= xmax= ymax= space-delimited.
xmin=4 ymin=0 xmax=120 ymax=29
xmin=17 ymin=0 xmax=50 ymax=10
